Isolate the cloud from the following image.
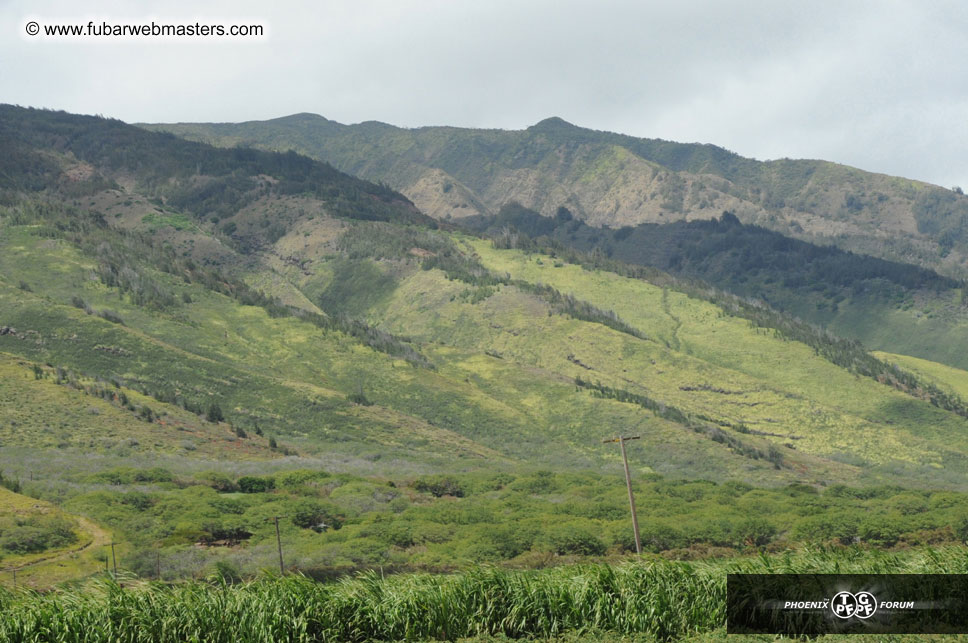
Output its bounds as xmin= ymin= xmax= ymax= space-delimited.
xmin=2 ymin=0 xmax=967 ymax=188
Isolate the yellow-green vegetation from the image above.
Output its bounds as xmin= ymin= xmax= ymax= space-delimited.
xmin=10 ymin=105 xmax=968 ymax=601
xmin=472 ymin=203 xmax=968 ymax=372
xmin=361 ymin=236 xmax=968 ymax=486
xmin=53 ymin=466 xmax=968 ymax=581
xmin=0 ymin=353 xmax=275 ymax=458
xmin=0 ymin=211 xmax=822 ymax=483
xmin=0 ymin=487 xmax=112 ymax=588
xmin=0 ymin=224 xmax=501 ymax=468
xmin=10 ymin=106 xmax=968 ymax=487
xmin=140 ymin=211 xmax=197 ymax=232
xmin=8 ymin=198 xmax=965 ymax=488
xmin=874 ymin=351 xmax=968 ymax=401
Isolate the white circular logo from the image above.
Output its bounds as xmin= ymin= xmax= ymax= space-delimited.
xmin=831 ymin=591 xmax=877 ymax=619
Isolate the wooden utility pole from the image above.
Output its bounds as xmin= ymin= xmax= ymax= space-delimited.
xmin=603 ymin=435 xmax=642 ymax=554
xmin=109 ymin=542 xmax=118 ymax=577
xmin=270 ymin=516 xmax=285 ymax=574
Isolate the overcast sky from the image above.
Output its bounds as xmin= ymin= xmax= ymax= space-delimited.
xmin=4 ymin=0 xmax=968 ymax=189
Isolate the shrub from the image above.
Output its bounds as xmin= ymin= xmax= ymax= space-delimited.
xmin=212 ymin=560 xmax=242 ymax=584
xmin=123 ymin=549 xmax=163 ymax=579
xmin=87 ymin=467 xmax=173 ymax=486
xmin=98 ymin=309 xmax=124 ymax=324
xmin=277 ymin=469 xmax=331 ymax=489
xmin=888 ymin=492 xmax=929 ymax=515
xmin=206 ymin=403 xmax=225 ymax=423
xmin=635 ymin=523 xmax=688 ymax=553
xmin=199 ymin=518 xmax=251 ymax=543
xmin=237 ymin=476 xmax=275 ymax=494
xmin=119 ymin=491 xmax=154 ymax=511
xmin=483 ymin=525 xmax=534 ymax=559
xmin=858 ymin=516 xmax=902 ymax=546
xmin=540 ymin=523 xmax=606 ymax=556
xmin=468 ymin=472 xmax=515 ymax=493
xmin=0 ymin=526 xmax=52 ymax=554
xmin=954 ymin=516 xmax=968 ymax=543
xmin=135 ymin=467 xmax=174 ymax=483
xmin=361 ymin=519 xmax=414 ymax=548
xmin=347 ymin=391 xmax=372 ymax=406
xmin=731 ymin=517 xmax=777 ymax=548
xmin=510 ymin=470 xmax=558 ymax=494
xmin=413 ymin=475 xmax=464 ymax=498
xmin=291 ymin=499 xmax=342 ymax=531
xmin=0 ymin=516 xmax=76 ymax=554
xmin=0 ymin=471 xmax=21 ymax=493
xmin=792 ymin=513 xmax=859 ymax=544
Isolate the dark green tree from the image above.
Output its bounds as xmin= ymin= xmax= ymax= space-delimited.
xmin=206 ymin=402 xmax=224 ymax=423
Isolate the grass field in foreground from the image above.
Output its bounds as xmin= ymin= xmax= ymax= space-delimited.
xmin=2 ymin=547 xmax=967 ymax=642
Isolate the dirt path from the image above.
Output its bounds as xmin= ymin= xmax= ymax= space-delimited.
xmin=5 ymin=515 xmax=113 ymax=574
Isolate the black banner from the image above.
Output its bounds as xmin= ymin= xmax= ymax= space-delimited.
xmin=727 ymin=574 xmax=968 ymax=635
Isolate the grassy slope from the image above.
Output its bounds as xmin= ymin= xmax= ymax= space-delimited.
xmin=480 ymin=207 xmax=968 ymax=372
xmin=449 ymin=238 xmax=968 ymax=485
xmin=147 ymin=117 xmax=968 ymax=374
xmin=0 ymin=352 xmax=274 ymax=458
xmin=0 ymin=202 xmax=859 ymax=484
xmin=873 ymin=350 xmax=968 ymax=400
xmin=828 ymin=298 xmax=968 ymax=371
xmin=7 ymin=193 xmax=968 ymax=490
xmin=263 ymin=236 xmax=845 ymax=484
xmin=0 ymin=227 xmax=507 ymax=470
xmin=4 ymin=113 xmax=968 ymax=478
xmin=0 ymin=487 xmax=112 ymax=588
xmin=2 ymin=217 xmax=764 ymax=482
xmin=251 ymin=214 xmax=968 ymax=487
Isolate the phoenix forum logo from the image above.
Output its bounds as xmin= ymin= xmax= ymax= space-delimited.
xmin=831 ymin=591 xmax=877 ymax=619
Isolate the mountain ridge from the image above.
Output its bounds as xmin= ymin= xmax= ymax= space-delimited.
xmin=140 ymin=111 xmax=968 ymax=373
xmin=143 ymin=113 xmax=968 ymax=280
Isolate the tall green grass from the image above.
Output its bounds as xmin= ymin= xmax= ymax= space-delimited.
xmin=0 ymin=564 xmax=718 ymax=642
xmin=3 ymin=548 xmax=967 ymax=642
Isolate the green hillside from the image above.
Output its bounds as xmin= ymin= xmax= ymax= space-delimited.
xmin=144 ymin=113 xmax=968 ymax=372
xmin=873 ymin=351 xmax=968 ymax=401
xmin=462 ymin=204 xmax=968 ymax=371
xmin=0 ymin=485 xmax=112 ymax=588
xmin=144 ymin=113 xmax=968 ymax=278
xmin=5 ymin=105 xmax=968 ymax=486
xmin=7 ymin=105 xmax=968 ymax=583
